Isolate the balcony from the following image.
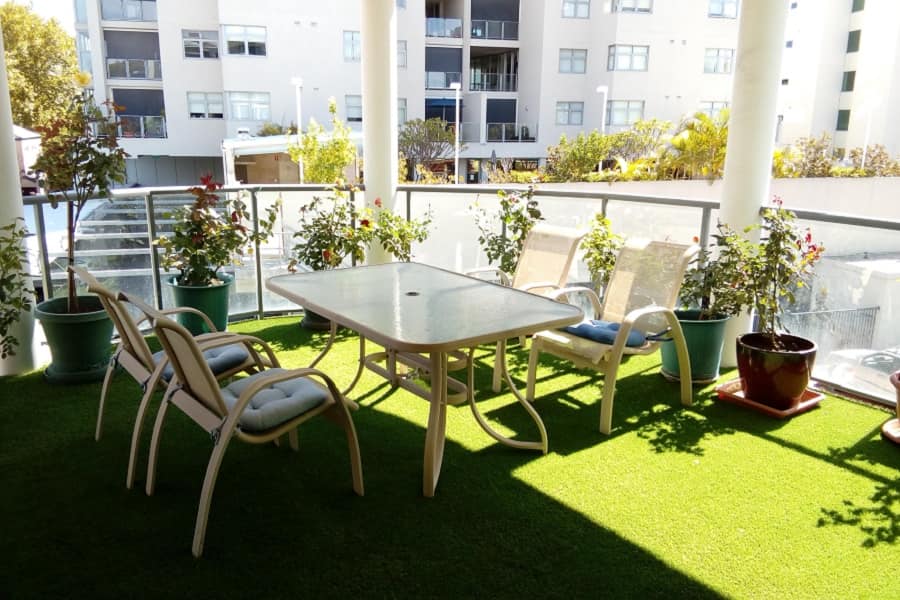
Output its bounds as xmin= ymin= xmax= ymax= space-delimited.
xmin=106 ymin=58 xmax=162 ymax=80
xmin=118 ymin=114 xmax=166 ymax=138
xmin=469 ymin=72 xmax=517 ymax=92
xmin=100 ymin=0 xmax=157 ymax=21
xmin=425 ymin=71 xmax=461 ymax=89
xmin=486 ymin=121 xmax=535 ymax=142
xmin=470 ymin=19 xmax=519 ymax=40
xmin=425 ymin=17 xmax=463 ymax=38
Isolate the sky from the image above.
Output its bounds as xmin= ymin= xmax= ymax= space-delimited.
xmin=13 ymin=0 xmax=75 ymax=35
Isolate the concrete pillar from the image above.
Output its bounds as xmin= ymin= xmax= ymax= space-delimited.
xmin=0 ymin=30 xmax=36 ymax=375
xmin=361 ymin=0 xmax=398 ymax=265
xmin=719 ymin=0 xmax=790 ymax=366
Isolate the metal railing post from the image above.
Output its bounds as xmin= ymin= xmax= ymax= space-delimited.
xmin=33 ymin=203 xmax=53 ymax=300
xmin=350 ymin=188 xmax=357 ymax=266
xmin=250 ymin=189 xmax=265 ymax=319
xmin=145 ymin=193 xmax=163 ymax=309
xmin=699 ymin=207 xmax=712 ymax=250
xmin=406 ymin=189 xmax=412 ymax=221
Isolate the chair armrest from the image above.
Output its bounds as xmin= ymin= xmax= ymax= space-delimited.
xmin=518 ymin=281 xmax=559 ymax=294
xmin=194 ymin=333 xmax=279 ymax=369
xmin=547 ymin=286 xmax=603 ymax=316
xmin=158 ymin=306 xmax=218 ymax=332
xmin=464 ymin=266 xmax=512 ymax=286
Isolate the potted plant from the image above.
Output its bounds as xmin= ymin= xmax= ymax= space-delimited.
xmin=471 ymin=186 xmax=543 ymax=275
xmin=0 ymin=219 xmax=33 ymax=367
xmin=732 ymin=196 xmax=825 ymax=409
xmin=154 ymin=174 xmax=279 ymax=334
xmin=660 ymin=224 xmax=746 ymax=383
xmin=580 ymin=213 xmax=623 ymax=295
xmin=32 ymin=87 xmax=127 ymax=383
xmin=288 ymin=186 xmax=431 ymax=329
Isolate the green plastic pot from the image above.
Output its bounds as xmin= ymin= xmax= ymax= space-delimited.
xmin=35 ymin=295 xmax=114 ymax=383
xmin=660 ymin=310 xmax=730 ymax=384
xmin=166 ymin=274 xmax=233 ymax=335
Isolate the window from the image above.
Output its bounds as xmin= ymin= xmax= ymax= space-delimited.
xmin=187 ymin=92 xmax=224 ymax=119
xmin=344 ymin=31 xmax=361 ymax=62
xmin=708 ymin=0 xmax=738 ymax=18
xmin=397 ymin=0 xmax=406 ymax=7
xmin=556 ymin=101 xmax=584 ymax=125
xmin=699 ymin=101 xmax=728 ymax=117
xmin=76 ymin=31 xmax=92 ymax=75
xmin=785 ymin=40 xmax=793 ymax=48
xmin=607 ymin=100 xmax=644 ymax=126
xmin=836 ymin=109 xmax=850 ymax=131
xmin=398 ymin=98 xmax=407 ymax=124
xmin=562 ymin=0 xmax=590 ymax=18
xmin=559 ymin=49 xmax=587 ymax=73
xmin=223 ymin=25 xmax=266 ymax=56
xmin=183 ymin=30 xmax=219 ymax=59
xmin=613 ymin=0 xmax=652 ymax=13
xmin=74 ymin=0 xmax=87 ymax=23
xmin=607 ymin=45 xmax=649 ymax=71
xmin=847 ymin=30 xmax=861 ymax=52
xmin=704 ymin=48 xmax=734 ymax=73
xmin=852 ymin=0 xmax=864 ymax=11
xmin=346 ymin=95 xmax=362 ymax=122
xmin=841 ymin=71 xmax=856 ymax=92
xmin=227 ymin=92 xmax=270 ymax=120
xmin=790 ymin=2 xmax=798 ymax=7
xmin=398 ymin=40 xmax=407 ymax=69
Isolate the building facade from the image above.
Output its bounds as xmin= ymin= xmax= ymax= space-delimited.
xmin=73 ymin=0 xmax=896 ymax=185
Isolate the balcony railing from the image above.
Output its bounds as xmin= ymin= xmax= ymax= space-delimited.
xmin=100 ymin=0 xmax=157 ymax=21
xmin=425 ymin=17 xmax=463 ymax=38
xmin=106 ymin=58 xmax=162 ymax=80
xmin=486 ymin=122 xmax=536 ymax=142
xmin=425 ymin=71 xmax=462 ymax=89
xmin=20 ymin=183 xmax=900 ymax=407
xmin=118 ymin=115 xmax=166 ymax=138
xmin=469 ymin=72 xmax=517 ymax=92
xmin=471 ymin=19 xmax=519 ymax=40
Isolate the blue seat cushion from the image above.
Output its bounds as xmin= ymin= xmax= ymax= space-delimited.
xmin=563 ymin=320 xmax=647 ymax=347
xmin=154 ymin=343 xmax=250 ymax=381
xmin=220 ymin=368 xmax=329 ymax=432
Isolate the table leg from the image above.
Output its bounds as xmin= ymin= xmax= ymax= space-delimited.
xmin=340 ymin=335 xmax=367 ymax=397
xmin=308 ymin=319 xmax=339 ymax=369
xmin=423 ymin=351 xmax=448 ymax=497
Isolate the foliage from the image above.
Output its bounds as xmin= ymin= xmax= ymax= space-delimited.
xmin=33 ymin=90 xmax=128 ymax=312
xmin=256 ymin=121 xmax=296 ymax=137
xmin=413 ymin=164 xmax=454 ymax=184
xmin=0 ymin=3 xmax=80 ymax=132
xmin=472 ymin=187 xmax=543 ymax=274
xmin=0 ymin=219 xmax=32 ymax=358
xmin=606 ymin=118 xmax=671 ymax=163
xmin=678 ymin=226 xmax=748 ymax=320
xmin=371 ymin=198 xmax=433 ymax=262
xmin=155 ymin=175 xmax=279 ymax=286
xmin=487 ymin=166 xmax=542 ymax=184
xmin=580 ymin=214 xmax=623 ymax=290
xmin=287 ymin=98 xmax=355 ymax=183
xmin=398 ymin=118 xmax=464 ymax=181
xmin=848 ymin=144 xmax=900 ymax=176
xmin=658 ymin=110 xmax=729 ymax=180
xmin=783 ymin=134 xmax=834 ymax=177
xmin=544 ymin=131 xmax=611 ymax=182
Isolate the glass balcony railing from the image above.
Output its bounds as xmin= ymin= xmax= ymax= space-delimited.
xmin=100 ymin=0 xmax=157 ymax=21
xmin=20 ymin=184 xmax=900 ymax=408
xmin=118 ymin=115 xmax=167 ymax=138
xmin=425 ymin=17 xmax=463 ymax=38
xmin=106 ymin=58 xmax=162 ymax=80
xmin=470 ymin=19 xmax=519 ymax=40
xmin=425 ymin=71 xmax=462 ymax=89
xmin=469 ymin=72 xmax=517 ymax=92
xmin=486 ymin=122 xmax=536 ymax=142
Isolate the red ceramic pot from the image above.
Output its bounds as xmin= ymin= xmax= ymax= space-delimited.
xmin=736 ymin=332 xmax=817 ymax=411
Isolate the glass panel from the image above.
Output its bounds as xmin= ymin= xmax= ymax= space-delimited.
xmin=107 ymin=58 xmax=127 ymax=78
xmin=247 ymin=41 xmax=266 ymax=56
xmin=127 ymin=59 xmax=146 ymax=78
xmin=184 ymin=40 xmax=201 ymax=58
xmin=228 ymin=40 xmax=245 ymax=54
xmin=143 ymin=116 xmax=165 ymax=137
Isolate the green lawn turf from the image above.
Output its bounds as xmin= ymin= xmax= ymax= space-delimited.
xmin=1 ymin=316 xmax=897 ymax=598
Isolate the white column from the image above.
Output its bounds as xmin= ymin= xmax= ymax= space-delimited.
xmin=0 ymin=30 xmax=36 ymax=375
xmin=719 ymin=0 xmax=790 ymax=366
xmin=361 ymin=0 xmax=398 ymax=265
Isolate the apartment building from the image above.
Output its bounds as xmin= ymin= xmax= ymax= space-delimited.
xmin=73 ymin=0 xmax=896 ymax=185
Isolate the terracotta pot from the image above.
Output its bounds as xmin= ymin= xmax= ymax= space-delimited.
xmin=736 ymin=332 xmax=817 ymax=411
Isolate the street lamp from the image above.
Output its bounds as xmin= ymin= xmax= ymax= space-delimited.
xmin=596 ymin=85 xmax=609 ymax=135
xmin=291 ymin=76 xmax=304 ymax=183
xmin=450 ymin=81 xmax=461 ymax=184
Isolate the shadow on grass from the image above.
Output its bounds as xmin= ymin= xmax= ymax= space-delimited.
xmin=817 ymin=480 xmax=900 ymax=547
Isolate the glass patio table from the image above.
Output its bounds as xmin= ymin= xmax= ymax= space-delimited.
xmin=266 ymin=262 xmax=583 ymax=496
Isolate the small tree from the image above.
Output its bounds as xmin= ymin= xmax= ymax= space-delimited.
xmin=606 ymin=118 xmax=671 ymax=163
xmin=848 ymin=144 xmax=900 ymax=176
xmin=287 ymin=98 xmax=356 ymax=183
xmin=659 ymin=109 xmax=729 ymax=180
xmin=544 ymin=130 xmax=610 ymax=181
xmin=787 ymin=133 xmax=834 ymax=177
xmin=33 ymin=89 xmax=128 ymax=313
xmin=472 ymin=187 xmax=543 ymax=274
xmin=398 ymin=118 xmax=464 ymax=181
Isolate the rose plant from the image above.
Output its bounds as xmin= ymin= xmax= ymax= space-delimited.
xmin=580 ymin=213 xmax=623 ymax=292
xmin=471 ymin=186 xmax=543 ymax=274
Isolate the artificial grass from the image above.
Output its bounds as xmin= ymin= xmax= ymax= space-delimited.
xmin=1 ymin=315 xmax=898 ymax=599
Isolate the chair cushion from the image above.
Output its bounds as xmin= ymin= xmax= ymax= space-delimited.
xmin=154 ymin=343 xmax=250 ymax=381
xmin=562 ymin=320 xmax=646 ymax=347
xmin=220 ymin=368 xmax=329 ymax=432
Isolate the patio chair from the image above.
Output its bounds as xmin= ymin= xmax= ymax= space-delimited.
xmin=70 ymin=266 xmax=263 ymax=489
xmin=525 ymin=239 xmax=699 ymax=434
xmin=885 ymin=370 xmax=900 ymax=444
xmin=467 ymin=223 xmax=586 ymax=391
xmin=123 ymin=292 xmax=364 ymax=558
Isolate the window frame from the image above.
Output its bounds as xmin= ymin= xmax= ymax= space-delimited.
xmin=555 ymin=101 xmax=584 ymax=125
xmin=704 ymin=47 xmax=734 ymax=74
xmin=851 ymin=0 xmax=864 ymax=12
xmin=227 ymin=91 xmax=271 ymax=121
xmin=223 ymin=25 xmax=266 ymax=57
xmin=344 ymin=31 xmax=362 ymax=62
xmin=841 ymin=71 xmax=856 ymax=92
xmin=346 ymin=94 xmax=363 ymax=122
xmin=559 ymin=48 xmax=588 ymax=74
xmin=561 ymin=0 xmax=591 ymax=19
xmin=708 ymin=0 xmax=738 ymax=18
xmin=613 ymin=0 xmax=652 ymax=13
xmin=836 ymin=109 xmax=850 ymax=131
xmin=698 ymin=100 xmax=729 ymax=117
xmin=397 ymin=40 xmax=408 ymax=69
xmin=847 ymin=30 xmax=861 ymax=53
xmin=187 ymin=92 xmax=224 ymax=119
xmin=607 ymin=44 xmax=649 ymax=71
xmin=398 ymin=98 xmax=407 ymax=124
xmin=183 ymin=29 xmax=219 ymax=59
xmin=606 ymin=99 xmax=645 ymax=126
